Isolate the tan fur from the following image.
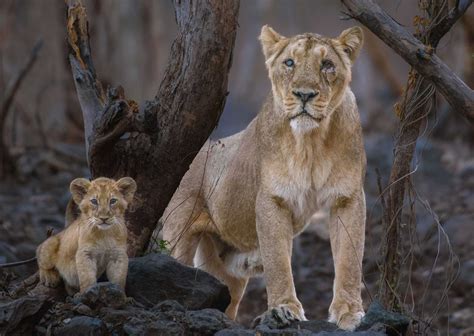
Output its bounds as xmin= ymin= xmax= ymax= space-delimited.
xmin=161 ymin=26 xmax=366 ymax=331
xmin=37 ymin=177 xmax=136 ymax=295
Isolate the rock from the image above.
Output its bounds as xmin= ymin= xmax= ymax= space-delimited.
xmin=123 ymin=316 xmax=185 ymax=336
xmin=79 ymin=282 xmax=127 ymax=309
xmin=73 ymin=303 xmax=93 ymax=316
xmin=0 ymin=296 xmax=51 ymax=335
xmin=153 ymin=299 xmax=187 ymax=313
xmin=54 ymin=316 xmax=107 ymax=336
xmin=126 ymin=253 xmax=231 ymax=312
xmin=185 ymin=309 xmax=242 ymax=336
xmin=290 ymin=320 xmax=338 ymax=333
xmin=256 ymin=323 xmax=386 ymax=336
xmin=215 ymin=329 xmax=257 ymax=336
xmin=358 ymin=301 xmax=410 ymax=335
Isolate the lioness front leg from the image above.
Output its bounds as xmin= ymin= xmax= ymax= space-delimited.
xmin=328 ymin=190 xmax=366 ymax=331
xmin=106 ymin=249 xmax=129 ymax=290
xmin=254 ymin=192 xmax=306 ymax=327
xmin=76 ymin=250 xmax=98 ymax=294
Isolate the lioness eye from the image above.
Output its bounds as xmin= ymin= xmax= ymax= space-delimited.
xmin=110 ymin=198 xmax=117 ymax=205
xmin=284 ymin=59 xmax=295 ymax=67
xmin=321 ymin=59 xmax=335 ymax=71
xmin=90 ymin=198 xmax=98 ymax=206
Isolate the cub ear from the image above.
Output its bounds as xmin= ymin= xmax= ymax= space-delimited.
xmin=259 ymin=25 xmax=285 ymax=60
xmin=337 ymin=26 xmax=364 ymax=63
xmin=116 ymin=177 xmax=137 ymax=203
xmin=70 ymin=178 xmax=91 ymax=205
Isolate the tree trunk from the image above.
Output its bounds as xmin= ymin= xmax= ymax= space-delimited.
xmin=66 ymin=0 xmax=239 ymax=256
xmin=342 ymin=0 xmax=472 ymax=310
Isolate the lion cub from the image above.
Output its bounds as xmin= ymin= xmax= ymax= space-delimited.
xmin=36 ymin=177 xmax=136 ymax=295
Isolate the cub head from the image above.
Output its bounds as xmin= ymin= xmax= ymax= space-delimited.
xmin=260 ymin=25 xmax=363 ymax=133
xmin=70 ymin=177 xmax=137 ymax=230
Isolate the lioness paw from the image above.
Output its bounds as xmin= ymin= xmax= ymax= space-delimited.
xmin=329 ymin=301 xmax=364 ymax=331
xmin=252 ymin=303 xmax=306 ymax=329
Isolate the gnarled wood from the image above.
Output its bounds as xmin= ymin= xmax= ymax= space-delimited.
xmin=342 ymin=0 xmax=474 ymax=124
xmin=66 ymin=0 xmax=239 ymax=256
xmin=342 ymin=0 xmax=471 ymax=310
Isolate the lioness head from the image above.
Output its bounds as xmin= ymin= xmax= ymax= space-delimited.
xmin=70 ymin=177 xmax=137 ymax=230
xmin=260 ymin=25 xmax=363 ymax=133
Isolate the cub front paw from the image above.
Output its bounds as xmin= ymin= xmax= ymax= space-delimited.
xmin=39 ymin=270 xmax=61 ymax=288
xmin=252 ymin=303 xmax=307 ymax=329
xmin=329 ymin=300 xmax=364 ymax=331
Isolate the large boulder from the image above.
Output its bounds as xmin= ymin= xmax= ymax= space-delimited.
xmin=126 ymin=253 xmax=231 ymax=312
xmin=358 ymin=301 xmax=410 ymax=336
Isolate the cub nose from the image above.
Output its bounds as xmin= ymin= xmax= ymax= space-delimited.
xmin=292 ymin=89 xmax=318 ymax=103
xmin=99 ymin=216 xmax=109 ymax=222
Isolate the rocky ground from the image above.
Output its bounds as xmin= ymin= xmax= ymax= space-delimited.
xmin=0 ymin=253 xmax=408 ymax=336
xmin=0 ymin=133 xmax=473 ymax=335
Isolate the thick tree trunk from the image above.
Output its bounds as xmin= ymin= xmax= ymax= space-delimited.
xmin=66 ymin=0 xmax=239 ymax=256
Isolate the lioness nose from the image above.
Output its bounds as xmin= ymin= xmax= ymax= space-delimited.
xmin=292 ymin=90 xmax=317 ymax=103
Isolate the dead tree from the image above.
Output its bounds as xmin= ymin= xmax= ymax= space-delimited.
xmin=342 ymin=0 xmax=473 ymax=310
xmin=66 ymin=0 xmax=239 ymax=256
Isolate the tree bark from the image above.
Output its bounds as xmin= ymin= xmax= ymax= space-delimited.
xmin=342 ymin=0 xmax=471 ymax=310
xmin=66 ymin=0 xmax=239 ymax=256
xmin=342 ymin=0 xmax=474 ymax=124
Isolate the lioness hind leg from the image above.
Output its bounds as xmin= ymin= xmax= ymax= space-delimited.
xmin=162 ymin=190 xmax=210 ymax=266
xmin=37 ymin=236 xmax=61 ymax=288
xmin=195 ymin=233 xmax=248 ymax=320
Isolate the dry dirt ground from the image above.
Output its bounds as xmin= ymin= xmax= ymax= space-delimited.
xmin=1 ymin=133 xmax=473 ymax=335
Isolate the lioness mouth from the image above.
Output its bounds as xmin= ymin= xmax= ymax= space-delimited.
xmin=289 ymin=110 xmax=323 ymax=122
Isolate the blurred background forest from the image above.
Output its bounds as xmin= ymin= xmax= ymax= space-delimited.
xmin=0 ymin=1 xmax=473 ymax=335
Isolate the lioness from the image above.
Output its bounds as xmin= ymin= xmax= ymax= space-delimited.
xmin=162 ymin=25 xmax=366 ymax=330
xmin=37 ymin=177 xmax=136 ymax=295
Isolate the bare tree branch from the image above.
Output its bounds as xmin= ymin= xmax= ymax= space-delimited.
xmin=341 ymin=0 xmax=474 ymax=124
xmin=342 ymin=0 xmax=470 ymax=311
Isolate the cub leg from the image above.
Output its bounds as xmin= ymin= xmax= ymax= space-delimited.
xmin=328 ymin=190 xmax=366 ymax=331
xmin=195 ymin=234 xmax=248 ymax=320
xmin=106 ymin=249 xmax=129 ymax=290
xmin=254 ymin=192 xmax=305 ymax=326
xmin=76 ymin=249 xmax=98 ymax=293
xmin=36 ymin=236 xmax=61 ymax=288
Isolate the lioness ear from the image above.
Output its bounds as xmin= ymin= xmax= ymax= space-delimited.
xmin=116 ymin=177 xmax=137 ymax=203
xmin=70 ymin=178 xmax=91 ymax=205
xmin=259 ymin=25 xmax=285 ymax=60
xmin=337 ymin=26 xmax=364 ymax=63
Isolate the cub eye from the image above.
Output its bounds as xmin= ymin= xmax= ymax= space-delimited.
xmin=90 ymin=198 xmax=98 ymax=206
xmin=110 ymin=198 xmax=118 ymax=205
xmin=284 ymin=58 xmax=295 ymax=67
xmin=321 ymin=59 xmax=335 ymax=71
